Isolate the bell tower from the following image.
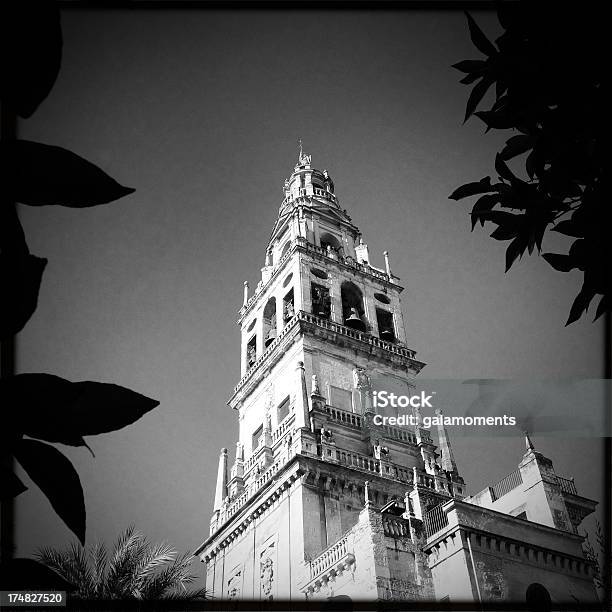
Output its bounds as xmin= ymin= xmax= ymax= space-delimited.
xmin=195 ymin=151 xmax=467 ymax=601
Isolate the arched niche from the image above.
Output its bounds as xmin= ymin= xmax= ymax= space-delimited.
xmin=526 ymin=583 xmax=552 ymax=612
xmin=320 ymin=232 xmax=343 ymax=256
xmin=263 ymin=298 xmax=277 ymax=347
xmin=279 ymin=241 xmax=291 ymax=260
xmin=341 ymin=281 xmax=366 ymax=331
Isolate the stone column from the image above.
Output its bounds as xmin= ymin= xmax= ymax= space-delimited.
xmin=294 ymin=361 xmax=311 ymax=430
xmin=214 ymin=448 xmax=228 ymax=512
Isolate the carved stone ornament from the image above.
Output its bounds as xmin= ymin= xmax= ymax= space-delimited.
xmin=227 ymin=569 xmax=242 ymax=600
xmin=311 ymin=374 xmax=321 ymax=395
xmin=260 ymin=556 xmax=274 ymax=598
xmin=353 ymin=367 xmax=371 ymax=390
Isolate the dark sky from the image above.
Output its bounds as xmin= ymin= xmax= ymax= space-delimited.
xmin=15 ymin=8 xmax=604 ymax=578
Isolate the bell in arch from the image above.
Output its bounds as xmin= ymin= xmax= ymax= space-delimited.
xmin=380 ymin=328 xmax=394 ymax=342
xmin=265 ymin=329 xmax=277 ymax=347
xmin=345 ymin=307 xmax=366 ymax=332
xmin=264 ymin=321 xmax=277 ymax=347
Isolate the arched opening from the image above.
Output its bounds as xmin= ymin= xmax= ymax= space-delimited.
xmin=246 ymin=335 xmax=257 ymax=370
xmin=283 ymin=288 xmax=294 ymax=324
xmin=263 ymin=298 xmax=277 ymax=347
xmin=277 ymin=396 xmax=291 ymax=424
xmin=280 ymin=241 xmax=291 ymax=260
xmin=311 ymin=283 xmax=331 ymax=320
xmin=320 ymin=232 xmax=343 ymax=257
xmin=341 ymin=281 xmax=366 ymax=331
xmin=376 ymin=308 xmax=395 ymax=342
xmin=526 ymin=583 xmax=552 ymax=612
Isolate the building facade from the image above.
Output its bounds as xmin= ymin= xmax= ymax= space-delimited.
xmin=194 ymin=152 xmax=599 ymax=605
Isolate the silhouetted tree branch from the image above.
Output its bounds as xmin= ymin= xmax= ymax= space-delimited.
xmin=450 ymin=4 xmax=607 ymax=325
xmin=1 ymin=2 xmax=159 ymax=583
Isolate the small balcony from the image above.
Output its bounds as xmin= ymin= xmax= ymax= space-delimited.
xmin=300 ymin=532 xmax=356 ymax=596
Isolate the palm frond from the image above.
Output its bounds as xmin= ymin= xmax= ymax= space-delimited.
xmin=36 ymin=543 xmax=95 ymax=599
xmin=89 ymin=542 xmax=108 ymax=598
xmin=136 ymin=541 xmax=176 ymax=580
xmin=161 ymin=586 xmax=210 ymax=601
xmin=140 ymin=552 xmax=197 ymax=600
xmin=37 ymin=526 xmax=204 ymax=602
xmin=105 ymin=525 xmax=144 ymax=598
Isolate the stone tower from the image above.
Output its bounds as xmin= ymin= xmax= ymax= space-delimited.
xmin=194 ymin=152 xmax=598 ymax=605
xmin=195 ymin=151 xmax=466 ymax=600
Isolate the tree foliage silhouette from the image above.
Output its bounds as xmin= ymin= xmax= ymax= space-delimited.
xmin=36 ymin=526 xmax=208 ymax=601
xmin=0 ymin=1 xmax=158 ymax=584
xmin=450 ymin=4 xmax=607 ymax=325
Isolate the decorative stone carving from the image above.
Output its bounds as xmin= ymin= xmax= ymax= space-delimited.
xmin=353 ymin=367 xmax=371 ymax=390
xmin=227 ymin=568 xmax=243 ymax=600
xmin=312 ymin=374 xmax=321 ymax=396
xmin=320 ymin=426 xmax=334 ymax=444
xmin=260 ymin=540 xmax=277 ymax=600
xmin=373 ymin=439 xmax=389 ymax=460
xmin=260 ymin=557 xmax=274 ymax=598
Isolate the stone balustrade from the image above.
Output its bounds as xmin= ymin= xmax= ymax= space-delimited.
xmin=323 ymin=404 xmax=363 ymax=429
xmin=303 ymin=532 xmax=355 ymax=593
xmin=298 ymin=311 xmax=415 ymax=358
xmin=280 ymin=187 xmax=338 ymax=210
xmin=271 ymin=413 xmax=295 ymax=444
xmin=382 ymin=514 xmax=411 ymax=538
xmin=554 ymin=474 xmax=577 ymax=496
xmin=490 ymin=468 xmax=523 ymax=501
xmin=218 ymin=460 xmax=283 ymax=526
xmin=423 ymin=502 xmax=449 ymax=537
xmin=378 ymin=423 xmax=417 ymax=445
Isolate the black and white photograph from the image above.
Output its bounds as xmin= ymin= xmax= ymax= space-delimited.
xmin=1 ymin=2 xmax=609 ymax=610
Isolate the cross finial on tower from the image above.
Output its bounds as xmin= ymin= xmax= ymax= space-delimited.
xmin=297 ymin=138 xmax=311 ymax=166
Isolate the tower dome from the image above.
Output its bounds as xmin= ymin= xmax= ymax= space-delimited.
xmin=279 ymin=147 xmax=344 ymax=220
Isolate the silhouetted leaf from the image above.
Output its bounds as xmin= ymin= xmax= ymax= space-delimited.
xmin=0 ymin=468 xmax=27 ymax=501
xmin=14 ymin=439 xmax=85 ymax=544
xmin=3 ymin=374 xmax=159 ymax=445
xmin=452 ymin=59 xmax=486 ymax=73
xmin=475 ymin=109 xmax=516 ymax=130
xmin=569 ymin=239 xmax=586 ymax=269
xmin=495 ymin=79 xmax=508 ymax=100
xmin=594 ymin=295 xmax=609 ymax=321
xmin=542 ymin=253 xmax=577 ymax=272
xmin=459 ymin=72 xmax=481 ymax=85
xmin=452 ymin=3 xmax=606 ymax=324
xmin=2 ymin=141 xmax=135 ymax=207
xmin=479 ymin=210 xmax=519 ymax=226
xmin=465 ymin=12 xmax=497 ymax=57
xmin=0 ymin=558 xmax=76 ymax=591
xmin=449 ymin=177 xmax=492 ymax=200
xmin=499 ymin=135 xmax=534 ymax=161
xmin=490 ymin=225 xmax=519 ymax=241
xmin=471 ymin=194 xmax=501 ymax=229
xmin=497 ymin=3 xmax=519 ymax=30
xmin=505 ymin=234 xmax=528 ymax=271
xmin=527 ymin=219 xmax=548 ymax=255
xmin=2 ymin=374 xmax=82 ymax=445
xmin=482 ymin=210 xmax=522 ymax=240
xmin=0 ymin=4 xmax=62 ymax=118
xmin=0 ymin=253 xmax=47 ymax=340
xmin=552 ymin=219 xmax=583 ymax=238
xmin=566 ymin=283 xmax=597 ymax=326
xmin=464 ymin=76 xmax=494 ymax=123
xmin=494 ymin=155 xmax=515 ymax=181
xmin=525 ymin=149 xmax=538 ymax=179
xmin=69 ymin=381 xmax=159 ymax=436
